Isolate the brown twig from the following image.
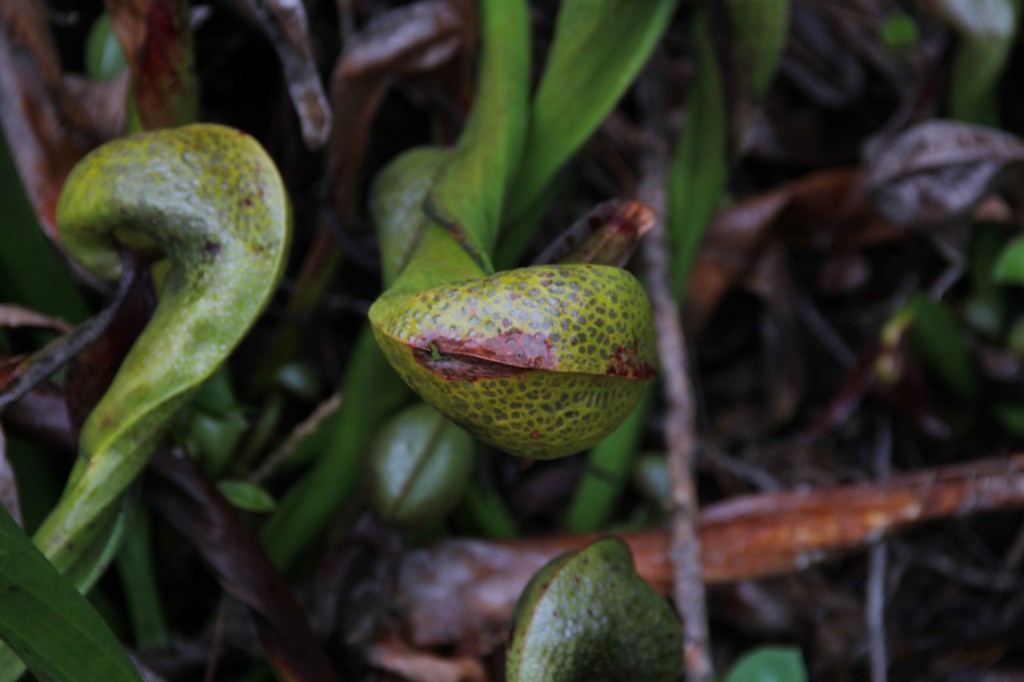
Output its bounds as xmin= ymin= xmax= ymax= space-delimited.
xmin=0 ymin=424 xmax=20 ymax=526
xmin=866 ymin=417 xmax=892 ymax=682
xmin=637 ymin=70 xmax=714 ymax=682
xmin=0 ymin=252 xmax=137 ymax=413
xmin=239 ymin=0 xmax=332 ymax=148
xmin=394 ymin=454 xmax=1024 ymax=654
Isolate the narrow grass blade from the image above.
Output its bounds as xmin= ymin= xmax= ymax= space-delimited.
xmin=905 ymin=293 xmax=980 ymax=403
xmin=566 ymin=387 xmax=652 ymax=533
xmin=668 ymin=7 xmax=728 ymax=298
xmin=114 ymin=506 xmax=168 ymax=650
xmin=458 ymin=479 xmax=519 ymax=540
xmin=500 ymin=0 xmax=679 ymax=265
xmin=429 ymin=0 xmax=530 ymax=263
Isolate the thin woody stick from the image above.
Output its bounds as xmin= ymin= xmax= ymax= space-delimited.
xmin=395 ymin=454 xmax=1024 ymax=651
xmin=637 ymin=71 xmax=714 ymax=680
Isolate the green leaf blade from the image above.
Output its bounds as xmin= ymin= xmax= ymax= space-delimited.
xmin=905 ymin=293 xmax=980 ymax=403
xmin=500 ymin=0 xmax=679 ymax=265
xmin=509 ymin=0 xmax=678 ymax=220
xmin=429 ymin=0 xmax=531 ymax=262
xmin=994 ymin=235 xmax=1024 ymax=285
xmin=0 ymin=504 xmax=142 ymax=682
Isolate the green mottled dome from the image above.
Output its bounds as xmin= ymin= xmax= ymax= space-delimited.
xmin=369 ymin=263 xmax=656 ymax=459
xmin=507 ymin=537 xmax=683 ymax=681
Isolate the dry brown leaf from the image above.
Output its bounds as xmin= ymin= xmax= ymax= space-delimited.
xmin=106 ymin=0 xmax=198 ymax=129
xmin=688 ymin=168 xmax=893 ymax=332
xmin=240 ymin=0 xmax=331 ymax=148
xmin=326 ymin=0 xmax=467 ymax=217
xmin=0 ymin=1 xmax=107 ymax=244
xmin=0 ymin=379 xmax=74 ymax=452
xmin=868 ymin=120 xmax=1024 ymax=229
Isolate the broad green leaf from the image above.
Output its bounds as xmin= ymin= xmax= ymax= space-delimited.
xmin=187 ymin=409 xmax=248 ymax=478
xmin=994 ymin=235 xmax=1024 ymax=285
xmin=725 ymin=647 xmax=807 ymax=682
xmin=904 ymin=293 xmax=980 ymax=403
xmin=0 ymin=504 xmax=142 ymax=682
xmin=502 ymin=0 xmax=679 ymax=262
xmin=85 ymin=13 xmax=129 ymax=82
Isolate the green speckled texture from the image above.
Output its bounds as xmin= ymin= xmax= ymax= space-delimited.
xmin=366 ymin=403 xmax=473 ymax=527
xmin=39 ymin=124 xmax=289 ymax=573
xmin=507 ymin=537 xmax=683 ymax=682
xmin=370 ymin=263 xmax=656 ymax=459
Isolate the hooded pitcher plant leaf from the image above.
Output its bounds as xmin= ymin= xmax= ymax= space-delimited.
xmin=369 ymin=147 xmax=656 ymax=464
xmin=37 ymin=124 xmax=289 ymax=581
xmin=368 ymin=0 xmax=657 ymax=460
xmin=506 ymin=537 xmax=683 ymax=681
xmin=370 ymin=248 xmax=657 ymax=460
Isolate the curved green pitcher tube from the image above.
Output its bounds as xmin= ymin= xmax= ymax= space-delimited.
xmin=39 ymin=124 xmax=290 ymax=578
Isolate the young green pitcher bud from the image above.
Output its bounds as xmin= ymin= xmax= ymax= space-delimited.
xmin=507 ymin=537 xmax=683 ymax=681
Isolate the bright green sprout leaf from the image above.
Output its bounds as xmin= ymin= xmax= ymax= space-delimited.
xmin=724 ymin=646 xmax=808 ymax=682
xmin=994 ymin=235 xmax=1024 ymax=285
xmin=880 ymin=12 xmax=921 ymax=50
xmin=217 ymin=480 xmax=277 ymax=514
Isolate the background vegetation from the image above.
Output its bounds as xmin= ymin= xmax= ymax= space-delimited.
xmin=3 ymin=0 xmax=1024 ymax=680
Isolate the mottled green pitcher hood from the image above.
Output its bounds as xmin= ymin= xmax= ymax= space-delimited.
xmin=369 ymin=262 xmax=656 ymax=459
xmin=507 ymin=537 xmax=683 ymax=681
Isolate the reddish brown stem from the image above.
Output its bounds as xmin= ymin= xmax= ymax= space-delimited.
xmin=395 ymin=454 xmax=1024 ymax=652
